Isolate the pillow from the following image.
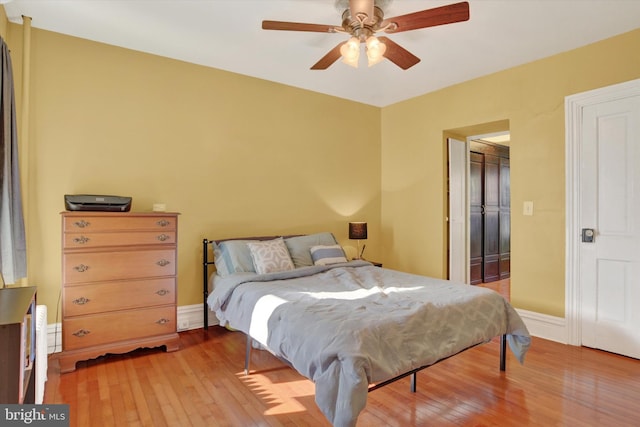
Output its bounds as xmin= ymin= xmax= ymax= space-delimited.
xmin=247 ymin=238 xmax=295 ymax=274
xmin=310 ymin=244 xmax=348 ymax=266
xmin=284 ymin=232 xmax=338 ymax=268
xmin=213 ymin=240 xmax=257 ymax=277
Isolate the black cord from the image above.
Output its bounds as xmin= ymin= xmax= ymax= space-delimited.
xmin=54 ymin=288 xmax=61 ymax=353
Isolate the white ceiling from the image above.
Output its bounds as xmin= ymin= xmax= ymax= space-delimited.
xmin=4 ymin=0 xmax=640 ymax=107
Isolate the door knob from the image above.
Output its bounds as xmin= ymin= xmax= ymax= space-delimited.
xmin=581 ymin=228 xmax=595 ymax=243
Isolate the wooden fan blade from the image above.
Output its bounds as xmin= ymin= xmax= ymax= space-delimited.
xmin=311 ymin=42 xmax=345 ymax=70
xmin=378 ymin=37 xmax=420 ymax=70
xmin=262 ymin=20 xmax=337 ymax=33
xmin=383 ymin=1 xmax=469 ymax=34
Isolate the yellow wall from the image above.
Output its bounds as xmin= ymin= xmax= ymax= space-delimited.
xmin=0 ymin=8 xmax=6 ymax=37
xmin=381 ymin=29 xmax=640 ymax=317
xmin=6 ymin=26 xmax=381 ymax=323
xmin=3 ymin=5 xmax=639 ymax=323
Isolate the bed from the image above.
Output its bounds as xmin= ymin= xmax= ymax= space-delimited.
xmin=203 ymin=233 xmax=530 ymax=427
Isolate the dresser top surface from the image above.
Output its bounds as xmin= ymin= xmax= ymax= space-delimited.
xmin=61 ymin=212 xmax=179 ymax=217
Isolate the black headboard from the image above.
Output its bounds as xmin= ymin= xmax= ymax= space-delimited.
xmin=202 ymin=235 xmax=301 ymax=329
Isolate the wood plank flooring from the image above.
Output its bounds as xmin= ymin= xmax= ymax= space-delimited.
xmin=44 ymin=280 xmax=640 ymax=426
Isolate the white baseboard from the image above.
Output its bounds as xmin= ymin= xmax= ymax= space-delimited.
xmin=516 ymin=308 xmax=567 ymax=344
xmin=46 ymin=305 xmax=566 ymax=354
xmin=176 ymin=303 xmax=219 ymax=331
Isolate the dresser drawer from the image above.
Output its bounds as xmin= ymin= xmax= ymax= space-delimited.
xmin=63 ymin=215 xmax=176 ymax=233
xmin=63 ymin=248 xmax=176 ymax=284
xmin=63 ymin=306 xmax=176 ymax=350
xmin=64 ymin=278 xmax=175 ymax=317
xmin=63 ymin=230 xmax=176 ymax=249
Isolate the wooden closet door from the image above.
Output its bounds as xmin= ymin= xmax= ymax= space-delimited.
xmin=499 ymin=157 xmax=511 ymax=279
xmin=469 ymin=140 xmax=510 ymax=285
xmin=469 ymin=152 xmax=483 ymax=285
xmin=482 ymin=154 xmax=501 ymax=282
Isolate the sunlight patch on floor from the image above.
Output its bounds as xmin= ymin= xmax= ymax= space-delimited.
xmin=239 ymin=371 xmax=313 ymax=415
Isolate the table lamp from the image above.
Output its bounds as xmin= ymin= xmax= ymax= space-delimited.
xmin=349 ymin=222 xmax=367 ymax=259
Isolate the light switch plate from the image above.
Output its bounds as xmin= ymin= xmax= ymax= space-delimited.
xmin=523 ymin=201 xmax=534 ymax=216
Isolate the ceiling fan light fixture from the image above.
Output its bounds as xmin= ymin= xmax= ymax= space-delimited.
xmin=340 ymin=36 xmax=360 ymax=68
xmin=264 ymin=1 xmax=470 ymax=71
xmin=365 ymin=36 xmax=386 ymax=67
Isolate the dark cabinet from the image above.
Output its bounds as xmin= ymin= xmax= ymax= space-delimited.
xmin=470 ymin=141 xmax=510 ymax=284
xmin=0 ymin=286 xmax=37 ymax=403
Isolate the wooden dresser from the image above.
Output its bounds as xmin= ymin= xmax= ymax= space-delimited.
xmin=59 ymin=212 xmax=180 ymax=373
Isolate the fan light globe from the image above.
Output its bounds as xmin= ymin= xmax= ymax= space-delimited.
xmin=340 ymin=37 xmax=360 ymax=68
xmin=366 ymin=36 xmax=386 ymax=67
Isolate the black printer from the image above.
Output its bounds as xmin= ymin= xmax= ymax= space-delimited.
xmin=64 ymin=194 xmax=132 ymax=212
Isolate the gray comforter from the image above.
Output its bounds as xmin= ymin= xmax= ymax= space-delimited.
xmin=207 ymin=261 xmax=530 ymax=427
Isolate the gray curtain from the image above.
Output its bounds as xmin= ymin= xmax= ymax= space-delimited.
xmin=0 ymin=36 xmax=26 ymax=284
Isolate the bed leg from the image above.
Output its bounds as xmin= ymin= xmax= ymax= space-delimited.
xmin=203 ymin=239 xmax=209 ymax=330
xmin=410 ymin=372 xmax=417 ymax=393
xmin=203 ymin=299 xmax=208 ymax=330
xmin=500 ymin=334 xmax=507 ymax=371
xmin=244 ymin=334 xmax=252 ymax=375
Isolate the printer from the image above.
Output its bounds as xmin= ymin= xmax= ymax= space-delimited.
xmin=65 ymin=194 xmax=132 ymax=212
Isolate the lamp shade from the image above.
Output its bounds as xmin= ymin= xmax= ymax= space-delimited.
xmin=366 ymin=36 xmax=386 ymax=67
xmin=340 ymin=37 xmax=360 ymax=68
xmin=349 ymin=222 xmax=368 ymax=240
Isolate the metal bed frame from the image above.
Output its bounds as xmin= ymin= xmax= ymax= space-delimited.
xmin=203 ymin=238 xmax=215 ymax=330
xmin=202 ymin=237 xmax=507 ymax=395
xmin=203 ymin=236 xmax=294 ymax=330
xmin=240 ymin=333 xmax=507 ymax=393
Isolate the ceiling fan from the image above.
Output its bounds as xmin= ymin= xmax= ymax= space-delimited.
xmin=262 ymin=0 xmax=470 ymax=70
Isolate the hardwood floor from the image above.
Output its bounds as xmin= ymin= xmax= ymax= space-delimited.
xmin=478 ymin=277 xmax=510 ymax=300
xmin=44 ymin=280 xmax=640 ymax=426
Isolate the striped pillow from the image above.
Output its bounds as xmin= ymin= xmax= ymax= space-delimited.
xmin=310 ymin=245 xmax=348 ymax=266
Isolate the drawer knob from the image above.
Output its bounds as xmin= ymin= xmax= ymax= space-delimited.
xmin=72 ymin=296 xmax=90 ymax=305
xmin=156 ymin=259 xmax=171 ymax=267
xmin=156 ymin=234 xmax=170 ymax=242
xmin=73 ymin=220 xmax=91 ymax=228
xmin=74 ymin=264 xmax=90 ymax=272
xmin=156 ymin=318 xmax=170 ymax=325
xmin=156 ymin=289 xmax=170 ymax=296
xmin=72 ymin=329 xmax=91 ymax=338
xmin=73 ymin=236 xmax=90 ymax=244
xmin=157 ymin=220 xmax=171 ymax=227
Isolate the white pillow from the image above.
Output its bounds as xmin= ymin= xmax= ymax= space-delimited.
xmin=247 ymin=238 xmax=295 ymax=274
xmin=310 ymin=245 xmax=348 ymax=266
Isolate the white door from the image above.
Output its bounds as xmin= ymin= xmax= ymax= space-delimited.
xmin=448 ymin=138 xmax=467 ymax=283
xmin=579 ymin=92 xmax=640 ymax=358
